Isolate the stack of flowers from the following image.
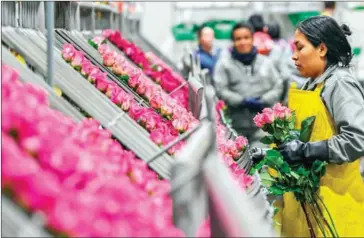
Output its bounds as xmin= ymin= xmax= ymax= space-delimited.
xmin=98 ymin=30 xmax=189 ymax=109
xmin=62 ymin=43 xmax=194 ymax=155
xmin=1 ymin=64 xmax=185 ymax=237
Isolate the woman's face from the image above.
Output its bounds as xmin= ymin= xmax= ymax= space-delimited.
xmin=292 ymin=30 xmax=327 ymax=78
xmin=233 ymin=28 xmax=254 ymax=54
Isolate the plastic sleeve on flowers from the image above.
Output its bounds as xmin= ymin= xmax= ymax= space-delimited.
xmin=323 ymin=76 xmax=364 ymax=164
xmin=213 ymin=59 xmax=245 ymax=107
xmin=260 ymin=59 xmax=284 ymax=106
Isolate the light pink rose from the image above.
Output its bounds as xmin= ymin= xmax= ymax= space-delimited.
xmin=121 ymin=94 xmax=133 ymax=111
xmin=92 ymin=36 xmax=105 ymax=46
xmin=98 ymin=44 xmax=111 ymax=56
xmin=102 ymin=29 xmax=114 ymax=38
xmin=112 ymin=62 xmax=126 ymax=76
xmin=235 ymin=136 xmax=248 ymax=151
xmin=105 ymin=82 xmax=121 ymax=98
xmin=87 ymin=66 xmax=100 ymax=84
xmin=160 ymin=103 xmax=173 ymax=119
xmin=273 ymin=103 xmax=291 ymax=119
xmin=150 ymin=94 xmax=163 ymax=110
xmin=149 ymin=130 xmax=164 ymax=146
xmin=62 ymin=43 xmax=76 ymax=62
xmin=103 ymin=52 xmax=115 ymax=67
xmin=253 ymin=113 xmax=264 ymax=128
xmin=172 ymin=117 xmax=189 ymax=133
xmin=81 ymin=60 xmax=93 ymax=77
xmin=261 ymin=108 xmax=275 ymax=124
xmin=128 ymin=74 xmax=141 ymax=89
xmin=136 ymin=80 xmax=147 ymax=95
xmin=71 ymin=51 xmax=84 ymax=70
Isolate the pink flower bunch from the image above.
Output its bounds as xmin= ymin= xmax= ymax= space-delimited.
xmin=61 ymin=44 xmax=188 ymax=155
xmin=92 ymin=43 xmax=199 ymax=134
xmin=253 ymin=103 xmax=292 ymax=128
xmin=2 ymin=65 xmax=185 ymax=237
xmin=105 ymin=30 xmax=189 ymax=109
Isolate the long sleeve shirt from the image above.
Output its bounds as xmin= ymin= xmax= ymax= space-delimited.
xmin=213 ymin=54 xmax=283 ymax=134
xmin=302 ymin=65 xmax=364 ymax=164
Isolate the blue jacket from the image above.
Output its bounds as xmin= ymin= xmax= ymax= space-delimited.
xmin=195 ymin=46 xmax=222 ymax=76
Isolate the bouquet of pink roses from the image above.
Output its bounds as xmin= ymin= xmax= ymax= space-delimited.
xmin=252 ymin=103 xmax=338 ymax=238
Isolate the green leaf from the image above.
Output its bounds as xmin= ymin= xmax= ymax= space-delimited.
xmin=296 ymin=166 xmax=310 ymax=177
xmin=273 ymin=128 xmax=285 ymax=142
xmin=299 ymin=116 xmax=316 ymax=142
xmin=118 ymin=74 xmax=130 ymax=83
xmin=275 ymin=118 xmax=285 ymax=129
xmin=269 ymin=186 xmax=285 ymax=196
xmin=259 ymin=171 xmax=276 ymax=187
xmin=290 ymin=171 xmax=300 ymax=179
xmin=265 ymin=150 xmax=284 ymax=168
xmin=88 ymin=39 xmax=99 ymax=50
xmin=289 ymin=129 xmax=301 ymax=141
xmin=280 ymin=162 xmax=291 ymax=174
xmin=260 ymin=135 xmax=275 ymax=145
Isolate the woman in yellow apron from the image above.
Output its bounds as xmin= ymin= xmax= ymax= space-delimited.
xmin=252 ymin=16 xmax=364 ymax=237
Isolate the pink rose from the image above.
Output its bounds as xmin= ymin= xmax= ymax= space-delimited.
xmin=262 ymin=108 xmax=275 ymax=124
xmin=253 ymin=113 xmax=264 ymax=128
xmin=81 ymin=60 xmax=93 ymax=77
xmin=62 ymin=43 xmax=76 ymax=62
xmin=102 ymin=29 xmax=114 ymax=38
xmin=273 ymin=103 xmax=291 ymax=119
xmin=98 ymin=44 xmax=111 ymax=56
xmin=235 ymin=136 xmax=248 ymax=151
xmin=187 ymin=119 xmax=200 ymax=131
xmin=160 ymin=103 xmax=173 ymax=119
xmin=103 ymin=52 xmax=115 ymax=67
xmin=111 ymin=90 xmax=126 ymax=106
xmin=105 ymin=82 xmax=121 ymax=99
xmin=112 ymin=62 xmax=126 ymax=76
xmin=149 ymin=130 xmax=164 ymax=146
xmin=136 ymin=80 xmax=147 ymax=95
xmin=150 ymin=94 xmax=163 ymax=110
xmin=121 ymin=94 xmax=133 ymax=112
xmin=92 ymin=36 xmax=106 ymax=46
xmin=95 ymin=72 xmax=109 ymax=92
xmin=128 ymin=103 xmax=145 ymax=120
xmin=87 ymin=66 xmax=100 ymax=84
xmin=172 ymin=117 xmax=189 ymax=133
xmin=128 ymin=74 xmax=141 ymax=89
xmin=71 ymin=51 xmax=84 ymax=70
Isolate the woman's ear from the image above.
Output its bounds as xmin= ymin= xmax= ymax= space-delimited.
xmin=319 ymin=43 xmax=328 ymax=58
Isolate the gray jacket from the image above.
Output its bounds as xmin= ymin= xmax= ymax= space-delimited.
xmin=214 ymin=54 xmax=283 ymax=135
xmin=302 ymin=65 xmax=364 ymax=164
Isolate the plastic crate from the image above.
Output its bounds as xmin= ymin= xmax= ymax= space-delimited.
xmin=172 ymin=23 xmax=198 ymax=42
xmin=288 ymin=11 xmax=320 ymax=27
xmin=214 ymin=20 xmax=237 ymax=40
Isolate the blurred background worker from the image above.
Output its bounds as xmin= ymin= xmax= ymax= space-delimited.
xmin=248 ymin=14 xmax=274 ymax=56
xmin=181 ymin=26 xmax=222 ymax=81
xmin=322 ymin=1 xmax=336 ymax=17
xmin=213 ymin=22 xmax=283 ymax=146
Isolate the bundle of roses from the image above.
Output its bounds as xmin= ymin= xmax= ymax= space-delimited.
xmin=94 ymin=30 xmax=189 ymax=109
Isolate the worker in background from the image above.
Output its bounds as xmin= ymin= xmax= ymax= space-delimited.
xmin=248 ymin=14 xmax=274 ymax=56
xmin=267 ymin=22 xmax=288 ymax=71
xmin=252 ymin=16 xmax=364 ymax=237
xmin=181 ymin=26 xmax=222 ymax=81
xmin=214 ymin=22 xmax=283 ymax=146
xmin=322 ymin=1 xmax=336 ymax=17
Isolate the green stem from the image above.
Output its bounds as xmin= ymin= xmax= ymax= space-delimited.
xmin=315 ymin=194 xmax=339 ymax=237
xmin=300 ymin=201 xmax=316 ymax=238
xmin=307 ymin=193 xmax=327 ymax=237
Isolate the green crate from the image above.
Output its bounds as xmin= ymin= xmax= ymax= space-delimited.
xmin=213 ymin=20 xmax=237 ymax=40
xmin=172 ymin=23 xmax=198 ymax=42
xmin=288 ymin=11 xmax=321 ymax=27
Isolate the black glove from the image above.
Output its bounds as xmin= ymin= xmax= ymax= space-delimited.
xmin=278 ymin=140 xmax=329 ymax=164
xmin=250 ymin=147 xmax=266 ymax=163
xmin=241 ymin=97 xmax=265 ymax=111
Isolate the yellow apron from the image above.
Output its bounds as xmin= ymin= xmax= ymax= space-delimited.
xmin=274 ymin=83 xmax=364 ymax=237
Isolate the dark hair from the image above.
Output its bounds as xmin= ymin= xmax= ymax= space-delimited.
xmin=267 ymin=22 xmax=281 ymax=40
xmin=248 ymin=14 xmax=265 ymax=32
xmin=298 ymin=16 xmax=353 ymax=67
xmin=324 ymin=1 xmax=336 ymax=9
xmin=230 ymin=22 xmax=255 ymax=40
